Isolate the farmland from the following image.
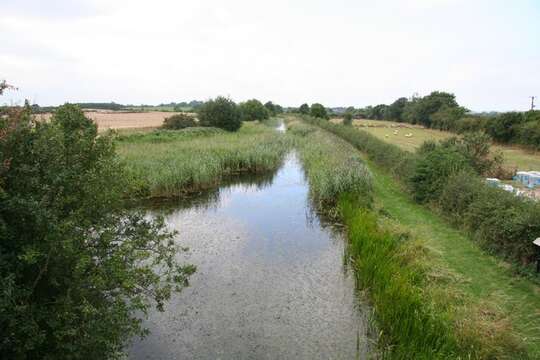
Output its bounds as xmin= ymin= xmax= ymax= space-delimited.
xmin=36 ymin=110 xmax=185 ymax=131
xmin=334 ymin=118 xmax=540 ymax=171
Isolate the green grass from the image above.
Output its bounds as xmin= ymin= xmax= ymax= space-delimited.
xmin=116 ymin=122 xmax=290 ymax=197
xmin=297 ymin=116 xmax=537 ymax=358
xmin=366 ymin=158 xmax=540 ymax=358
xmin=287 ymin=120 xmax=371 ymax=210
xmin=336 ymin=118 xmax=540 ymax=171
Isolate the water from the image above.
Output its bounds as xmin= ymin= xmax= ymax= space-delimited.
xmin=129 ymin=153 xmax=371 ymax=360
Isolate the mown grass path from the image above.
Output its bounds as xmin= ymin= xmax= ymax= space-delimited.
xmin=364 ymin=157 xmax=540 ymax=358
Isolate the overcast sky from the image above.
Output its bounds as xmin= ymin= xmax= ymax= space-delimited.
xmin=1 ymin=0 xmax=539 ymax=111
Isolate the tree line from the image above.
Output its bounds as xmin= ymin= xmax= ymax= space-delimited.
xmin=345 ymin=91 xmax=540 ymax=150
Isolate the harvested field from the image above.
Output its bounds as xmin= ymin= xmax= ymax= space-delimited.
xmin=37 ymin=111 xmax=191 ymax=131
xmin=332 ymin=118 xmax=540 ymax=171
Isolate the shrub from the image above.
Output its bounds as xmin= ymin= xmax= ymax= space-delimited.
xmin=198 ymin=96 xmax=242 ymax=132
xmin=162 ymin=113 xmax=197 ymax=129
xmin=343 ymin=112 xmax=353 ymax=126
xmin=0 ymin=105 xmax=194 ymax=358
xmin=239 ymin=99 xmax=269 ymax=121
xmin=310 ymin=103 xmax=328 ymax=119
xmin=298 ymin=103 xmax=310 ymax=115
xmin=517 ymin=121 xmax=540 ymax=150
xmin=486 ymin=112 xmax=524 ymax=143
xmin=454 ymin=116 xmax=488 ymax=134
xmin=410 ymin=146 xmax=472 ymax=203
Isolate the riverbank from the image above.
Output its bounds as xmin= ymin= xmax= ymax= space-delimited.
xmin=116 ymin=122 xmax=291 ymax=198
xmin=296 ymin=116 xmax=540 ymax=358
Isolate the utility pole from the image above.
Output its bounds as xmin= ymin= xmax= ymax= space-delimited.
xmin=531 ymin=96 xmax=536 ymax=111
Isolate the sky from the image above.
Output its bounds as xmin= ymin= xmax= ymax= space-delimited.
xmin=1 ymin=0 xmax=539 ymax=111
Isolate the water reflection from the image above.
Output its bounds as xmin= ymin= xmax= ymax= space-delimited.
xmin=129 ymin=153 xmax=371 ymax=360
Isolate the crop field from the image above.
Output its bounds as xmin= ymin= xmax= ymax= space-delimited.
xmin=332 ymin=118 xmax=540 ymax=171
xmin=37 ymin=110 xmax=186 ymax=131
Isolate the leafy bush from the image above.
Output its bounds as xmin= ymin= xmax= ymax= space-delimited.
xmin=264 ymin=101 xmax=282 ymax=116
xmin=517 ymin=120 xmax=540 ymax=150
xmin=198 ymin=96 xmax=242 ymax=132
xmin=486 ymin=112 xmax=524 ymax=143
xmin=239 ymin=99 xmax=269 ymax=121
xmin=454 ymin=116 xmax=488 ymax=134
xmin=343 ymin=112 xmax=353 ymax=126
xmin=439 ymin=173 xmax=540 ymax=264
xmin=410 ymin=146 xmax=472 ymax=203
xmin=299 ymin=103 xmax=310 ymax=115
xmin=162 ymin=113 xmax=197 ymax=129
xmin=310 ymin=103 xmax=328 ymax=119
xmin=0 ymin=105 xmax=194 ymax=358
xmin=430 ymin=105 xmax=467 ymax=131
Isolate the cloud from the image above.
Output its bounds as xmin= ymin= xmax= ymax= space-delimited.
xmin=1 ymin=0 xmax=539 ymax=111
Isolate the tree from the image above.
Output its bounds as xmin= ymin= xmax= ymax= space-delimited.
xmin=310 ymin=103 xmax=328 ymax=119
xmin=343 ymin=112 xmax=353 ymax=126
xmin=429 ymin=105 xmax=468 ymax=131
xmin=264 ymin=101 xmax=282 ymax=116
xmin=198 ymin=96 xmax=242 ymax=131
xmin=370 ymin=104 xmax=388 ymax=120
xmin=299 ymin=103 xmax=310 ymax=115
xmin=384 ymin=97 xmax=408 ymax=122
xmin=0 ymin=104 xmax=195 ymax=358
xmin=412 ymin=91 xmax=459 ymax=127
xmin=239 ymin=99 xmax=269 ymax=121
xmin=485 ymin=112 xmax=524 ymax=143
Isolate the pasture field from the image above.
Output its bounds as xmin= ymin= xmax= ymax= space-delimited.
xmin=37 ymin=110 xmax=186 ymax=130
xmin=332 ymin=118 xmax=540 ymax=171
xmin=116 ymin=122 xmax=291 ymax=197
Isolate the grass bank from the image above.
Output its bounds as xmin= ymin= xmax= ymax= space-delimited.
xmin=365 ymin=155 xmax=540 ymax=358
xmin=291 ymin=118 xmax=536 ymax=359
xmin=116 ymin=122 xmax=290 ymax=198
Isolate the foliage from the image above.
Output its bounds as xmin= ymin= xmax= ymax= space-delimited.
xmin=369 ymin=104 xmax=388 ymax=120
xmin=340 ymin=198 xmax=462 ymax=359
xmin=298 ymin=103 xmax=310 ymax=115
xmin=118 ymin=122 xmax=291 ymax=198
xmin=309 ymin=103 xmax=328 ymax=119
xmin=384 ymin=97 xmax=408 ymax=122
xmin=288 ymin=121 xmax=371 ymax=210
xmin=162 ymin=113 xmax=197 ymax=129
xmin=343 ymin=112 xmax=353 ymax=126
xmin=302 ymin=115 xmax=540 ymax=267
xmin=264 ymin=101 xmax=282 ymax=116
xmin=485 ymin=112 xmax=524 ymax=143
xmin=430 ymin=105 xmax=468 ymax=131
xmin=239 ymin=99 xmax=270 ymax=121
xmin=439 ymin=172 xmax=540 ymax=264
xmin=198 ymin=96 xmax=242 ymax=132
xmin=411 ymin=146 xmax=472 ymax=203
xmin=454 ymin=116 xmax=488 ymax=134
xmin=0 ymin=105 xmax=194 ymax=359
xmin=517 ymin=120 xmax=540 ymax=150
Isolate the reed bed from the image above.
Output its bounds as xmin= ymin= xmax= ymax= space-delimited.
xmin=116 ymin=123 xmax=290 ymax=198
xmin=287 ymin=121 xmax=372 ymax=210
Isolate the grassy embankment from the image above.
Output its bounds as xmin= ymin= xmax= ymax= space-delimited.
xmin=303 ymin=116 xmax=540 ymax=359
xmin=288 ymin=120 xmax=532 ymax=359
xmin=336 ymin=118 xmax=540 ymax=171
xmin=116 ymin=122 xmax=290 ymax=198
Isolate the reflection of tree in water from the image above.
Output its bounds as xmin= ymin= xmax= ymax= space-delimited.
xmin=138 ymin=169 xmax=279 ymax=215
